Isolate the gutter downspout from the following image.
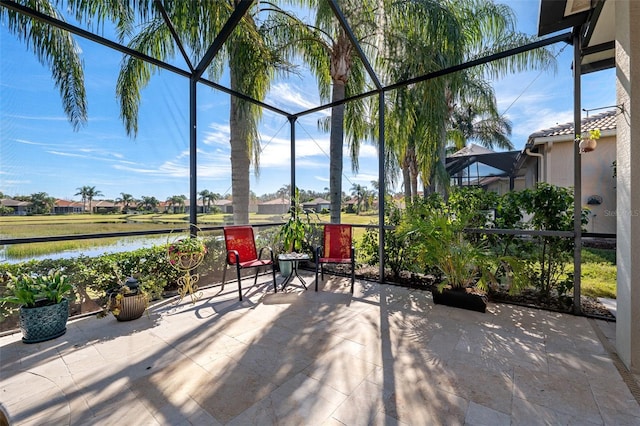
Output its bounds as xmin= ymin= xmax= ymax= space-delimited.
xmin=525 ymin=148 xmax=544 ymax=183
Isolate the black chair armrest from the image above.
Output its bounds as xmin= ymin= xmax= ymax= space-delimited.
xmin=227 ymin=250 xmax=239 ymax=265
xmin=257 ymin=246 xmax=274 ymax=261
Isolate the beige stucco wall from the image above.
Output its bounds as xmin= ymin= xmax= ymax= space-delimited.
xmin=534 ymin=135 xmax=617 ymax=234
xmin=616 ymin=0 xmax=640 ymax=373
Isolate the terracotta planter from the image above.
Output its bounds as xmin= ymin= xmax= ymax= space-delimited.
xmin=579 ymin=138 xmax=597 ymax=153
xmin=19 ymin=298 xmax=69 ymax=343
xmin=431 ymin=288 xmax=487 ymax=313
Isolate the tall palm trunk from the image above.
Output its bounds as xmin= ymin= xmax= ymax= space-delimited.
xmin=402 ymin=155 xmax=411 ymax=202
xmin=230 ymin=93 xmax=251 ymax=225
xmin=329 ymin=31 xmax=352 ymax=224
xmin=329 ymin=82 xmax=346 ymax=223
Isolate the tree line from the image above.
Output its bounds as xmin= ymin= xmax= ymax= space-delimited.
xmin=1 ymin=182 xmax=380 ymax=215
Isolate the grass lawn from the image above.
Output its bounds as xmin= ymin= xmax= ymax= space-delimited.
xmin=577 ymin=247 xmax=616 ymax=299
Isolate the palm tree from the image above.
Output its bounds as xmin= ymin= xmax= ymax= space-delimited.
xmin=206 ymin=192 xmax=221 ymax=213
xmin=84 ymin=186 xmax=103 ymax=214
xmin=199 ymin=189 xmax=211 ymax=213
xmin=75 ymin=185 xmax=102 ymax=213
xmin=176 ymin=195 xmax=187 ymax=213
xmin=30 ymin=192 xmax=55 ymax=215
xmin=1 ymin=1 xmax=139 ymax=129
xmin=166 ymin=195 xmax=187 ymax=214
xmin=115 ymin=192 xmax=135 ymax=212
xmin=0 ymin=2 xmax=88 ymax=130
xmin=139 ymin=196 xmax=159 ymax=212
xmin=382 ymin=0 xmax=556 ymax=200
xmin=116 ymin=2 xmax=293 ymax=225
xmin=274 ymin=0 xmax=379 ymax=223
xmin=350 ymin=183 xmax=366 ymax=215
xmin=447 ymin=99 xmax=513 ymax=153
xmin=75 ymin=186 xmax=90 ymax=213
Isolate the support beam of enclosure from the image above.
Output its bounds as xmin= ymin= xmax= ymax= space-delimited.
xmin=573 ymin=29 xmax=582 ymax=315
xmin=378 ymin=92 xmax=385 ymax=283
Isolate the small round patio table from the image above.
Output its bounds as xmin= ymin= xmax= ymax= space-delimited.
xmin=278 ymin=252 xmax=310 ymax=290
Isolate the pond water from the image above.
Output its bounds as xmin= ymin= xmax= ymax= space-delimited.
xmin=0 ymin=235 xmax=171 ymax=264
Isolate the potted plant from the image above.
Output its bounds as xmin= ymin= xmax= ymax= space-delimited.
xmin=166 ymin=233 xmax=207 ymax=303
xmin=278 ymin=188 xmax=314 ymax=275
xmin=577 ymin=128 xmax=601 ymax=153
xmin=100 ymin=276 xmax=148 ymax=321
xmin=167 ymin=236 xmax=207 ymax=270
xmin=0 ymin=270 xmax=73 ymax=343
xmin=400 ymin=209 xmax=501 ymax=313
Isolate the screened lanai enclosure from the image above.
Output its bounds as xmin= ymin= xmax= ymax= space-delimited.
xmin=2 ymin=0 xmax=640 ymax=374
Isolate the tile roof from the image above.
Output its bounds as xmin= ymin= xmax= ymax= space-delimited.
xmin=260 ymin=198 xmax=289 ymax=205
xmin=0 ymin=198 xmax=31 ymax=207
xmin=528 ymin=109 xmax=617 ymax=139
xmin=55 ymin=199 xmax=83 ymax=207
xmin=303 ymin=198 xmax=330 ymax=204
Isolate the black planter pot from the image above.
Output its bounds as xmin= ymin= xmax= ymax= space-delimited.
xmin=431 ymin=288 xmax=487 ymax=313
xmin=19 ymin=298 xmax=69 ymax=343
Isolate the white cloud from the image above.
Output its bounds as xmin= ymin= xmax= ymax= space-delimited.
xmin=7 ymin=114 xmax=68 ymax=122
xmin=266 ymin=82 xmax=322 ymax=112
xmin=358 ymin=144 xmax=378 ymax=159
xmin=15 ymin=139 xmax=51 ymax=146
xmin=47 ymin=150 xmax=90 ymax=158
xmin=202 ymin=123 xmax=230 ymax=146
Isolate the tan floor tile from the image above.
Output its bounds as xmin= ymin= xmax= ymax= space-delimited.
xmin=305 ymin=351 xmax=377 ymax=395
xmin=228 ymin=372 xmax=347 ymax=426
xmin=511 ymin=396 xmax=602 ymax=425
xmin=442 ymin=358 xmax=514 ymax=414
xmin=548 ymin=351 xmax=619 ymax=378
xmin=330 ymin=378 xmax=388 ymax=426
xmin=589 ymin=374 xmax=640 ymax=418
xmin=513 ymin=367 xmax=603 ymax=424
xmin=383 ymin=383 xmax=468 ymax=425
xmin=465 ymin=401 xmax=511 ymax=426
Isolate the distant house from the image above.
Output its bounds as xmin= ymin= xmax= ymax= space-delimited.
xmin=302 ymin=198 xmax=331 ymax=213
xmin=214 ymin=199 xmax=233 ymax=214
xmin=92 ymin=200 xmax=119 ymax=214
xmin=258 ymin=198 xmax=289 ymax=215
xmin=446 ymin=143 xmax=522 ymax=195
xmin=0 ymin=198 xmax=31 ymax=215
xmin=53 ymin=199 xmax=84 ymax=214
xmin=516 ymin=110 xmax=617 ymax=234
xmin=444 ymin=110 xmax=617 ymax=235
xmin=343 ymin=198 xmax=357 ymax=213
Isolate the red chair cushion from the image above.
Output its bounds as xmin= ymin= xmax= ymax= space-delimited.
xmin=240 ymin=259 xmax=272 ymax=268
xmin=319 ymin=257 xmax=351 ymax=264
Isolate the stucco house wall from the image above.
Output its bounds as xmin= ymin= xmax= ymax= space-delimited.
xmin=518 ymin=110 xmax=618 ymax=235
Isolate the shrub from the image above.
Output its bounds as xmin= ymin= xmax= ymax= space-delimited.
xmin=518 ymin=183 xmax=589 ymax=299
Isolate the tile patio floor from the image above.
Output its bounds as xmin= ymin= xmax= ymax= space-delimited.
xmin=1 ymin=272 xmax=639 ymax=425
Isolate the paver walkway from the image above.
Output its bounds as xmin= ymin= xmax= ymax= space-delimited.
xmin=1 ymin=273 xmax=639 ymax=425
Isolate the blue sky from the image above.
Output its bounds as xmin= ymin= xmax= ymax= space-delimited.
xmin=0 ymin=1 xmax=616 ymax=202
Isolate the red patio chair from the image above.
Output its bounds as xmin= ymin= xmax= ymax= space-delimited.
xmin=222 ymin=226 xmax=277 ymax=301
xmin=315 ymin=224 xmax=355 ymax=293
